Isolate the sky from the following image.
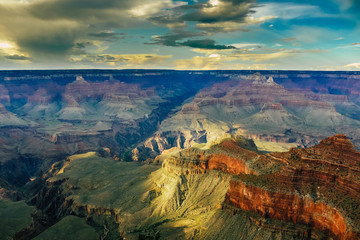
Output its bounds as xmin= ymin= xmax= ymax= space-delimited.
xmin=0 ymin=0 xmax=359 ymax=70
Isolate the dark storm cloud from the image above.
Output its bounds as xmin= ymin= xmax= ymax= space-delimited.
xmin=149 ymin=0 xmax=256 ymax=49
xmin=151 ymin=31 xmax=235 ymax=49
xmin=150 ymin=0 xmax=257 ymax=26
xmin=149 ymin=0 xmax=258 ymax=49
xmin=0 ymin=0 xmax=173 ymax=62
xmin=179 ymin=39 xmax=236 ymax=49
xmin=74 ymin=41 xmax=94 ymax=49
xmin=5 ymin=55 xmax=31 ymax=61
xmin=17 ymin=30 xmax=77 ymax=55
xmin=151 ymin=31 xmax=205 ymax=47
xmin=180 ymin=0 xmax=256 ymax=23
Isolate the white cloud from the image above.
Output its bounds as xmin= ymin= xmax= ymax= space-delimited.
xmin=129 ymin=0 xmax=186 ymax=17
xmin=231 ymin=43 xmax=263 ymax=49
xmin=345 ymin=63 xmax=360 ymax=69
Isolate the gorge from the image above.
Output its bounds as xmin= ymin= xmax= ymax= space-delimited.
xmin=0 ymin=70 xmax=359 ymax=240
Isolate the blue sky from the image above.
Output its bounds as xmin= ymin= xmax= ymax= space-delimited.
xmin=0 ymin=0 xmax=359 ymax=70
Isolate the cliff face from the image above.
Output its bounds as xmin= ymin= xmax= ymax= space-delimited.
xmin=222 ymin=135 xmax=360 ymax=239
xmin=226 ymin=181 xmax=348 ymax=238
xmin=159 ymin=134 xmax=360 ymax=239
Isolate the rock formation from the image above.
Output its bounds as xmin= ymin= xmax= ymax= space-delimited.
xmin=135 ymin=72 xmax=360 ymax=160
xmin=0 ymin=70 xmax=359 ymax=239
xmin=20 ymin=134 xmax=360 ymax=239
xmin=164 ymin=134 xmax=360 ymax=239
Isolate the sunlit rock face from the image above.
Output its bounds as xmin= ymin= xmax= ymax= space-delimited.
xmin=160 ymin=135 xmax=360 ymax=239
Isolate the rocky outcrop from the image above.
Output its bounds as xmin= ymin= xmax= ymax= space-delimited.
xmin=162 ymin=138 xmax=260 ymax=176
xmin=223 ymin=135 xmax=360 ymax=239
xmin=160 ymin=135 xmax=360 ymax=239
xmin=225 ymin=180 xmax=349 ymax=239
xmin=0 ymin=104 xmax=28 ymax=127
xmin=27 ymin=88 xmax=54 ymax=105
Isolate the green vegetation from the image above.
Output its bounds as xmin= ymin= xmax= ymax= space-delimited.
xmin=0 ymin=200 xmax=34 ymax=240
xmin=50 ymin=154 xmax=161 ymax=212
xmin=234 ymin=135 xmax=258 ymax=152
xmin=33 ymin=215 xmax=98 ymax=240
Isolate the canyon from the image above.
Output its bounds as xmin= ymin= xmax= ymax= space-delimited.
xmin=0 ymin=70 xmax=359 ymax=239
xmin=12 ymin=134 xmax=360 ymax=239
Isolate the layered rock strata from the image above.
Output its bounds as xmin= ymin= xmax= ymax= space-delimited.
xmin=163 ymin=134 xmax=360 ymax=239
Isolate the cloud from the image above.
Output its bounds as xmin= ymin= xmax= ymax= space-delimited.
xmin=88 ymin=31 xmax=124 ymax=41
xmin=228 ymin=48 xmax=327 ymax=62
xmin=179 ymin=0 xmax=256 ymax=23
xmin=0 ymin=0 xmax=176 ymax=63
xmin=150 ymin=14 xmax=187 ymax=29
xmin=5 ymin=54 xmax=31 ymax=60
xmin=350 ymin=42 xmax=360 ymax=46
xmin=179 ymin=39 xmax=235 ymax=49
xmin=150 ymin=31 xmax=235 ymax=49
xmin=174 ymin=56 xmax=222 ymax=70
xmin=195 ymin=15 xmax=277 ymax=33
xmin=180 ymin=46 xmax=327 ymax=70
xmin=72 ymin=53 xmax=172 ymax=67
xmin=150 ymin=0 xmax=268 ymax=34
xmin=148 ymin=0 xmax=277 ymax=53
xmin=151 ymin=31 xmax=205 ymax=47
xmin=129 ymin=1 xmax=186 ymax=17
xmin=336 ymin=41 xmax=360 ymax=49
xmin=73 ymin=41 xmax=94 ymax=49
xmin=316 ymin=62 xmax=360 ymax=71
xmin=253 ymin=3 xmax=327 ymax=20
xmin=345 ymin=63 xmax=360 ymax=69
xmin=280 ymin=37 xmax=296 ymax=42
xmin=174 ymin=55 xmax=276 ymax=70
xmin=173 ymin=44 xmax=327 ymax=70
xmin=334 ymin=0 xmax=360 ymax=12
